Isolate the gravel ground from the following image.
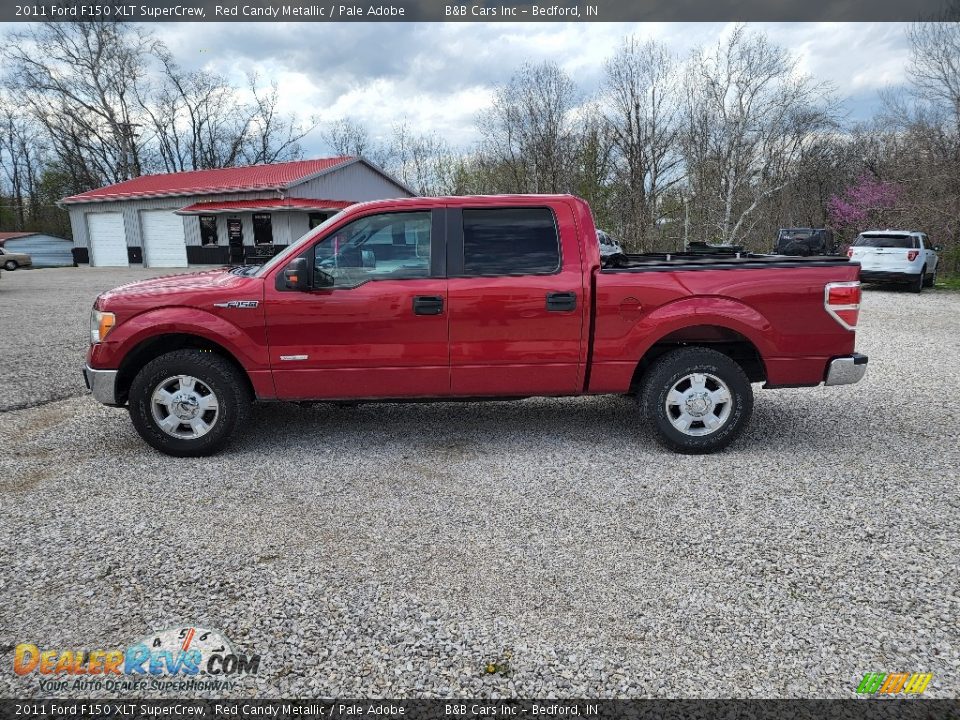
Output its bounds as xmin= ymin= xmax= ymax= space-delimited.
xmin=1 ymin=266 xmax=958 ymax=699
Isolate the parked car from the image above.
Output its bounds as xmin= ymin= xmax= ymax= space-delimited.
xmin=84 ymin=194 xmax=867 ymax=457
xmin=848 ymin=230 xmax=940 ymax=292
xmin=0 ymin=247 xmax=32 ymax=270
xmin=774 ymin=228 xmax=837 ymax=256
xmin=597 ymin=229 xmax=624 ymax=259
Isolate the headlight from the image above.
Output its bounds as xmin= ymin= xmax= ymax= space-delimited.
xmin=90 ymin=309 xmax=116 ymax=344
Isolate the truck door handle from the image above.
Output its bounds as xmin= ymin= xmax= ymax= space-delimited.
xmin=546 ymin=291 xmax=577 ymax=312
xmin=413 ymin=295 xmax=444 ymax=315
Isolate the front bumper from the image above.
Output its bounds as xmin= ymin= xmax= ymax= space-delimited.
xmin=859 ymin=270 xmax=918 ymax=283
xmin=83 ymin=365 xmax=120 ymax=405
xmin=825 ymin=353 xmax=868 ymax=386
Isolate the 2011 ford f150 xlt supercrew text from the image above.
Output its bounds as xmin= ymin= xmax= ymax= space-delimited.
xmin=84 ymin=195 xmax=867 ymax=456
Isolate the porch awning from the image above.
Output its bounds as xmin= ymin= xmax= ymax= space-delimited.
xmin=176 ymin=197 xmax=355 ymax=215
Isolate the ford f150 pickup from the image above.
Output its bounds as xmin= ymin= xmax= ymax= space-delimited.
xmin=84 ymin=194 xmax=867 ymax=457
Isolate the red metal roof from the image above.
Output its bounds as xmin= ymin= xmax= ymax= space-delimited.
xmin=177 ymin=198 xmax=355 ymax=215
xmin=0 ymin=231 xmax=38 ymax=241
xmin=62 ymin=157 xmax=355 ymax=204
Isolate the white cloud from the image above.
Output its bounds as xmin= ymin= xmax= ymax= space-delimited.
xmin=5 ymin=20 xmax=914 ymax=155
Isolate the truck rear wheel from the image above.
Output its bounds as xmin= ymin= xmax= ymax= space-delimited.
xmin=639 ymin=347 xmax=753 ymax=454
xmin=128 ymin=350 xmax=250 ymax=457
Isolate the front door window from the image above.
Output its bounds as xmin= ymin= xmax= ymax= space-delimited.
xmin=313 ymin=212 xmax=431 ymax=289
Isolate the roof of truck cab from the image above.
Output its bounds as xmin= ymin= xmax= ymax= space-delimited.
xmin=345 ymin=193 xmax=583 ymax=210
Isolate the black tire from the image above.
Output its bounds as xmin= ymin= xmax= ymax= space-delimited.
xmin=910 ymin=268 xmax=925 ymax=293
xmin=4 ymin=260 xmax=18 ymax=271
xmin=923 ymin=265 xmax=936 ymax=288
xmin=639 ymin=347 xmax=753 ymax=454
xmin=128 ymin=349 xmax=251 ymax=457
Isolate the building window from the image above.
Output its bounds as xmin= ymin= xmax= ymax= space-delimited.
xmin=199 ymin=215 xmax=218 ymax=245
xmin=309 ymin=213 xmax=327 ymax=229
xmin=253 ymin=213 xmax=273 ymax=244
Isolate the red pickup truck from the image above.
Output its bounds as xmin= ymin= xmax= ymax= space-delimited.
xmin=84 ymin=194 xmax=867 ymax=457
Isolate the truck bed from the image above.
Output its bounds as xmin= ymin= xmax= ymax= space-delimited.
xmin=601 ymin=252 xmax=853 ymax=272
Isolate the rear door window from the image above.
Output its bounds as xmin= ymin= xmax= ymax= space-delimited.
xmin=854 ymin=235 xmax=916 ymax=249
xmin=462 ymin=207 xmax=560 ymax=276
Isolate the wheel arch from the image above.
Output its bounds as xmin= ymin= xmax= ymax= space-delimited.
xmin=115 ymin=333 xmax=255 ymax=405
xmin=629 ymin=324 xmax=767 ymax=392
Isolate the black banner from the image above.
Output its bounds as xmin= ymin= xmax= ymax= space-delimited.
xmin=2 ymin=700 xmax=960 ymax=720
xmin=2 ymin=0 xmax=958 ymax=23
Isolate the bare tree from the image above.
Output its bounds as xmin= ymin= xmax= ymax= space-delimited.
xmin=477 ymin=62 xmax=580 ymax=193
xmin=682 ymin=25 xmax=837 ymax=245
xmin=908 ymin=21 xmax=960 ymax=140
xmin=1 ymin=21 xmax=157 ymax=185
xmin=323 ymin=118 xmax=375 ymax=158
xmin=242 ymin=74 xmax=315 ymax=165
xmin=603 ymin=37 xmax=683 ymax=247
xmin=139 ymin=51 xmax=249 ymax=172
xmin=0 ymin=99 xmax=45 ymax=228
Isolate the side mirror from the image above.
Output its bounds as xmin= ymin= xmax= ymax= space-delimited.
xmin=283 ymin=258 xmax=308 ymax=290
xmin=934 ymin=245 xmax=943 ymax=252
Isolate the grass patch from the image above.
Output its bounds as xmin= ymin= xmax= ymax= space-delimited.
xmin=935 ymin=274 xmax=960 ymax=291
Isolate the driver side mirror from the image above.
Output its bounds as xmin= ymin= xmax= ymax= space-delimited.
xmin=934 ymin=245 xmax=943 ymax=252
xmin=283 ymin=258 xmax=308 ymax=291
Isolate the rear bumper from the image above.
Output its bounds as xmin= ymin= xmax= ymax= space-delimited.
xmin=825 ymin=353 xmax=868 ymax=386
xmin=83 ymin=365 xmax=120 ymax=406
xmin=860 ymin=270 xmax=918 ymax=283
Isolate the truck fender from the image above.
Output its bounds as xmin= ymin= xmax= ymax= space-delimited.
xmin=108 ymin=307 xmax=269 ymax=372
xmin=623 ymin=296 xmax=778 ymax=362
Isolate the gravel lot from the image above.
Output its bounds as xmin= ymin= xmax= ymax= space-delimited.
xmin=1 ymin=266 xmax=958 ymax=699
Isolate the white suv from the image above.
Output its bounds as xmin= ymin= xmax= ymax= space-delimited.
xmin=848 ymin=230 xmax=940 ymax=293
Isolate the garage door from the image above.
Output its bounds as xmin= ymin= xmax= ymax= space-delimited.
xmin=141 ymin=210 xmax=188 ymax=267
xmin=86 ymin=213 xmax=129 ymax=267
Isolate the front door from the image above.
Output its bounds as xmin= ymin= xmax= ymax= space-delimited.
xmin=227 ymin=218 xmax=244 ymax=264
xmin=446 ymin=203 xmax=586 ymax=397
xmin=264 ymin=209 xmax=449 ymax=400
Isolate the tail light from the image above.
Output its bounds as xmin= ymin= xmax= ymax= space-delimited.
xmin=825 ymin=281 xmax=861 ymax=330
xmin=846 ymin=248 xmax=854 ymax=258
xmin=907 ymin=250 xmax=919 ymax=261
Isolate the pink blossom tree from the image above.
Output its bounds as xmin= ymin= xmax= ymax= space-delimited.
xmin=827 ymin=175 xmax=903 ymax=233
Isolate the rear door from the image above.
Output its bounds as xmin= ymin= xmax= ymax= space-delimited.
xmin=446 ymin=202 xmax=586 ymax=397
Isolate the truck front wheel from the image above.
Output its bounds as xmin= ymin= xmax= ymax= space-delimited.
xmin=128 ymin=350 xmax=250 ymax=457
xmin=639 ymin=347 xmax=753 ymax=454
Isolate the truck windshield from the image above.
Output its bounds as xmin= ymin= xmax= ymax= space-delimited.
xmin=853 ymin=235 xmax=915 ymax=248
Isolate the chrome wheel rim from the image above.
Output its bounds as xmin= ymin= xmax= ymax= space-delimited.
xmin=150 ymin=375 xmax=220 ymax=439
xmin=665 ymin=372 xmax=732 ymax=436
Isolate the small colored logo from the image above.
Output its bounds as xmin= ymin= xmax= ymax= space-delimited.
xmin=14 ymin=626 xmax=260 ymax=678
xmin=856 ymin=672 xmax=932 ymax=695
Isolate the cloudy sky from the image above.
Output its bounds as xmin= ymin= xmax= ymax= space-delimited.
xmin=58 ymin=22 xmax=925 ymax=156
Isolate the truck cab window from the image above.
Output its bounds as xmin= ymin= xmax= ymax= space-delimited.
xmin=462 ymin=207 xmax=560 ymax=276
xmin=313 ymin=211 xmax=431 ymax=288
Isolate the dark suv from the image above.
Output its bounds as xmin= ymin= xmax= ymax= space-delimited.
xmin=774 ymin=228 xmax=837 ymax=256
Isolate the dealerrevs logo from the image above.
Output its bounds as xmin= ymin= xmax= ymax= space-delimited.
xmin=14 ymin=626 xmax=260 ymax=692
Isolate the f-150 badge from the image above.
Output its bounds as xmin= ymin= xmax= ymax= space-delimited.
xmin=213 ymin=300 xmax=259 ymax=309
